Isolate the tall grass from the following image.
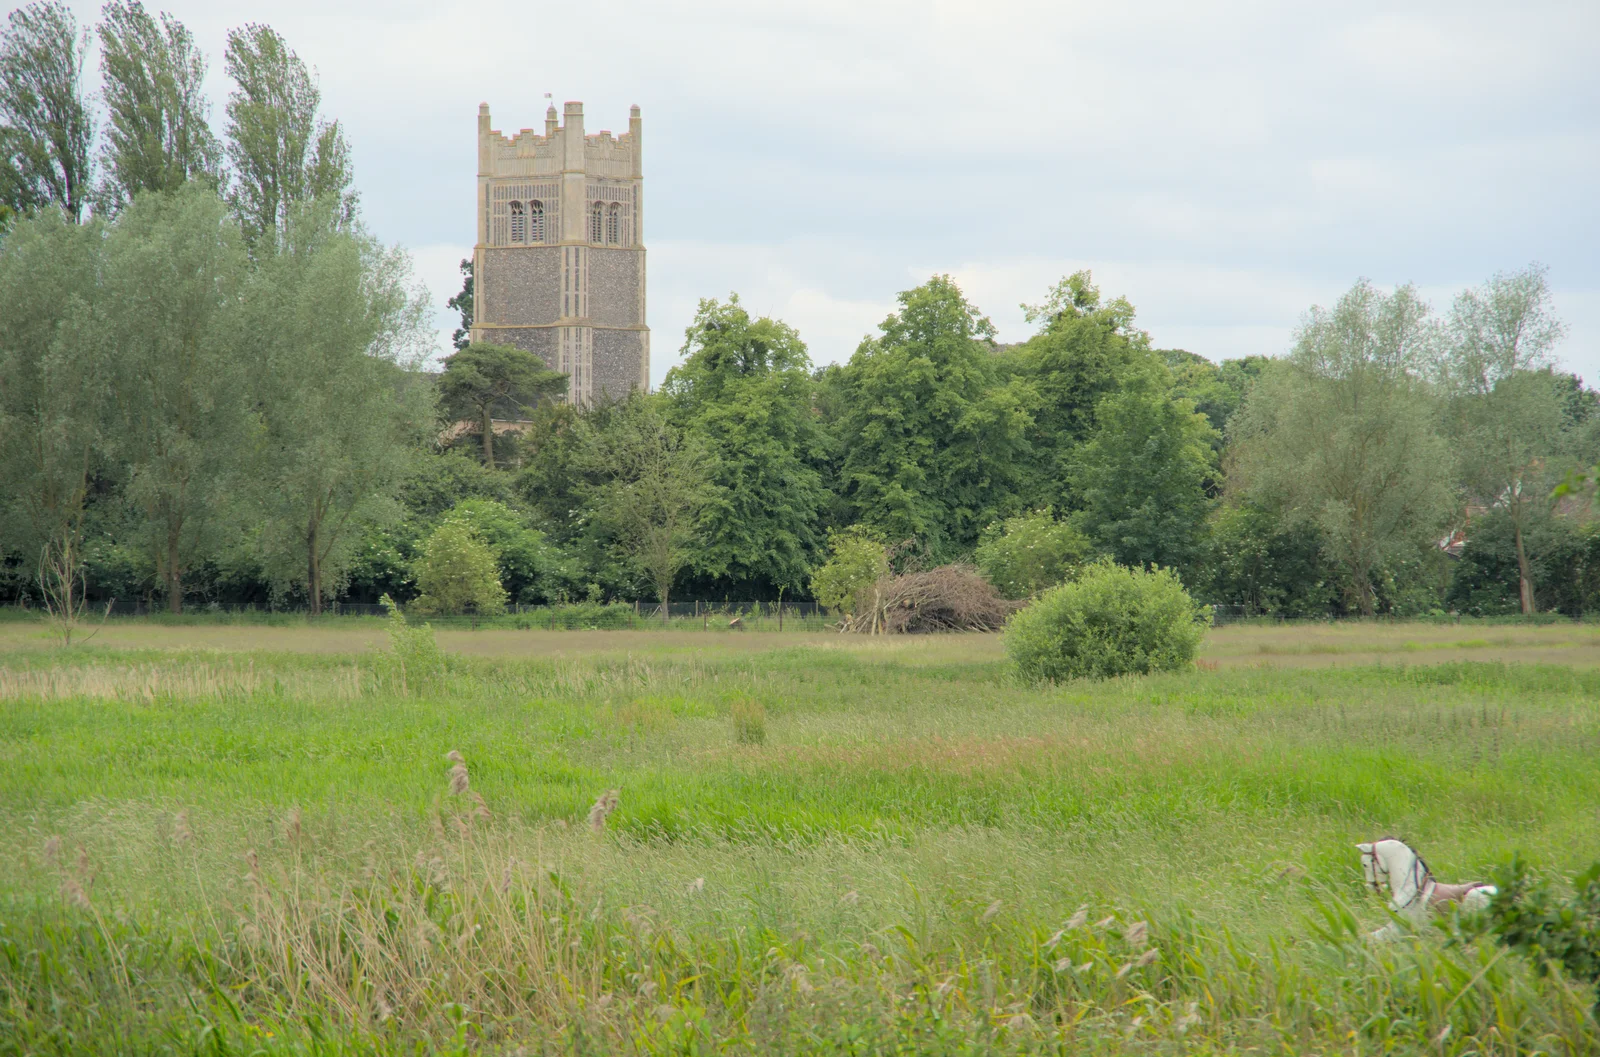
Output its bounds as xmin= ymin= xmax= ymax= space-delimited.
xmin=1 ymin=640 xmax=1597 ymax=1053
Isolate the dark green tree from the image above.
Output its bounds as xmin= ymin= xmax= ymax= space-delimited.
xmin=0 ymin=1 xmax=93 ymax=222
xmin=446 ymin=258 xmax=472 ymax=351
xmin=574 ymin=394 xmax=712 ymax=607
xmin=96 ymin=1 xmax=221 ymax=210
xmin=835 ymin=275 xmax=1035 ymax=559
xmin=1071 ymin=386 xmax=1219 ymax=577
xmin=999 ymin=271 xmax=1156 ymax=509
xmin=661 ymin=295 xmax=829 ymax=594
xmin=438 ymin=342 xmax=567 ymax=468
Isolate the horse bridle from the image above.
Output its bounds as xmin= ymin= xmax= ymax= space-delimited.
xmin=1364 ymin=841 xmax=1433 ymax=910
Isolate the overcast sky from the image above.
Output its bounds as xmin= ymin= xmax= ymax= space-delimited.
xmin=59 ymin=0 xmax=1600 ymax=386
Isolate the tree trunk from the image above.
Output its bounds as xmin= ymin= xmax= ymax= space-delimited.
xmin=1513 ymin=518 xmax=1536 ymax=615
xmin=166 ymin=523 xmax=183 ymax=614
xmin=307 ymin=519 xmax=322 ymax=616
xmin=481 ymin=405 xmax=495 ymax=468
xmin=1352 ymin=560 xmax=1375 ymax=618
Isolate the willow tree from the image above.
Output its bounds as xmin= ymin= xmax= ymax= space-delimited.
xmin=0 ymin=209 xmax=110 ymax=637
xmin=1231 ymin=280 xmax=1455 ymax=616
xmin=1440 ymin=265 xmax=1569 ymax=614
xmin=104 ymin=185 xmax=249 ymax=612
xmin=243 ymin=204 xmax=434 ymax=613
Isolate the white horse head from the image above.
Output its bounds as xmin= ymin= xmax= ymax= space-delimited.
xmin=1355 ymin=837 xmax=1496 ymax=940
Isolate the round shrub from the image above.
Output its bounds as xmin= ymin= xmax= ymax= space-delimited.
xmin=1004 ymin=561 xmax=1210 ymax=681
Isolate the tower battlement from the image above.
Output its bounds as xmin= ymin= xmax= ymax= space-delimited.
xmin=471 ymin=101 xmax=648 ymax=404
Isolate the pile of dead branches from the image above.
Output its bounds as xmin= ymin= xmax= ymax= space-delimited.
xmin=843 ymin=564 xmax=1018 ymax=634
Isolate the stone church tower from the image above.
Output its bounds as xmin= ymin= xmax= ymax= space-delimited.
xmin=471 ymin=101 xmax=648 ymax=404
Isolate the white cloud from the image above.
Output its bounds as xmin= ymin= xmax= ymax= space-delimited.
xmin=57 ymin=0 xmax=1599 ymax=390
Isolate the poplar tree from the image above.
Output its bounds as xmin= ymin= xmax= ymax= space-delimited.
xmin=0 ymin=1 xmax=93 ymax=221
xmin=96 ymin=0 xmax=221 ymax=209
xmin=223 ymin=23 xmax=355 ymax=246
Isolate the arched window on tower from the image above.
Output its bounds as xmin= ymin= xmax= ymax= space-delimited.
xmin=589 ymin=201 xmax=603 ymax=244
xmin=606 ymin=204 xmax=621 ymax=244
xmin=528 ymin=200 xmax=544 ymax=243
xmin=509 ymin=201 xmax=525 ymax=243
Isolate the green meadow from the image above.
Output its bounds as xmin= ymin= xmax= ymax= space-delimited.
xmin=1 ymin=622 xmax=1598 ymax=1054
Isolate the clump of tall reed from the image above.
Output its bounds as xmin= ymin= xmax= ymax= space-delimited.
xmin=379 ymin=594 xmax=446 ymax=695
xmin=730 ymin=698 xmax=766 ymax=746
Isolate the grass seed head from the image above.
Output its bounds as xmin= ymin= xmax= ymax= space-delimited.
xmin=42 ymin=835 xmax=61 ymax=864
xmin=471 ymin=791 xmax=492 ymax=820
xmin=61 ymin=877 xmax=90 ymax=909
xmin=1125 ymin=920 xmax=1148 ymax=947
xmin=284 ymin=806 xmax=302 ymax=843
xmin=446 ymin=749 xmax=465 ymax=764
xmin=982 ymin=899 xmax=1003 ymax=923
xmin=448 ymin=762 xmax=469 ymax=796
xmin=588 ymin=789 xmax=620 ymax=833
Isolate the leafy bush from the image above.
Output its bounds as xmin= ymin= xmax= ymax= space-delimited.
xmin=411 ymin=522 xmax=507 ymax=616
xmin=1483 ymin=854 xmax=1600 ymax=1018
xmin=441 ymin=499 xmax=578 ymax=604
xmin=974 ymin=509 xmax=1091 ymax=599
xmin=809 ymin=529 xmax=889 ymax=616
xmin=1005 ymin=561 xmax=1210 ymax=681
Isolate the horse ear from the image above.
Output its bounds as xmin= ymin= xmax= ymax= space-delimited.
xmin=1355 ymin=843 xmax=1372 ymax=852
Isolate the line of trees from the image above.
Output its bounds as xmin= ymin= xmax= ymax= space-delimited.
xmin=4 ymin=2 xmax=1597 ymax=619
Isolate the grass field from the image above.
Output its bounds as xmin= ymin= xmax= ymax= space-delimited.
xmin=1 ymin=619 xmax=1598 ymax=1054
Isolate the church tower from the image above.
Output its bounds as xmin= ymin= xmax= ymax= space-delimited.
xmin=471 ymin=101 xmax=648 ymax=404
